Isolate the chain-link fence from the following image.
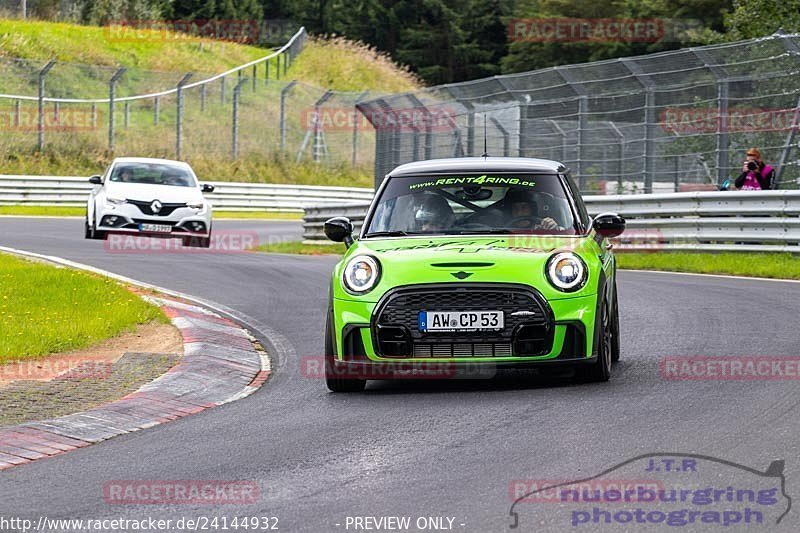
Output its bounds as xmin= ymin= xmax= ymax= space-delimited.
xmin=0 ymin=27 xmax=383 ymax=174
xmin=358 ymin=32 xmax=800 ymax=193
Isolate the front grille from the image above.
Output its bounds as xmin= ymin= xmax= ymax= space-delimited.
xmin=413 ymin=342 xmax=512 ymax=357
xmin=127 ymin=199 xmax=187 ymax=216
xmin=373 ymin=284 xmax=554 ymax=357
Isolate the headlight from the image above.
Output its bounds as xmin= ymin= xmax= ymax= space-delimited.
xmin=343 ymin=255 xmax=380 ymax=294
xmin=106 ymin=197 xmax=126 ymax=205
xmin=188 ymin=202 xmax=205 ymax=210
xmin=546 ymin=252 xmax=587 ymax=292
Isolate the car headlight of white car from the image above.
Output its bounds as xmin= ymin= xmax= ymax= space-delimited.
xmin=105 ymin=197 xmax=126 ymax=206
xmin=188 ymin=201 xmax=205 ymax=211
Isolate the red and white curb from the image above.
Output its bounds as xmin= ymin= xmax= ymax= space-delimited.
xmin=0 ymin=248 xmax=272 ymax=471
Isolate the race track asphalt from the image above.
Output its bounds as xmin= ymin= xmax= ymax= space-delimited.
xmin=1 ymin=217 xmax=798 ymax=532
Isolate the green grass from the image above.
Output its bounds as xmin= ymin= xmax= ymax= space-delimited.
xmin=617 ymin=252 xmax=800 ymax=280
xmin=0 ymin=19 xmax=268 ymax=71
xmin=0 ymin=205 xmax=304 ymax=219
xmin=0 ymin=253 xmax=166 ymax=362
xmin=287 ymin=37 xmax=420 ymax=92
xmin=251 ymin=240 xmax=345 ymax=255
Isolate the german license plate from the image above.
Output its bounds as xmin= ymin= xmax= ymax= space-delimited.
xmin=418 ymin=310 xmax=503 ymax=332
xmin=139 ymin=223 xmax=172 ymax=233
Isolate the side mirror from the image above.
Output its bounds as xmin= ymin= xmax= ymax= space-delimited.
xmin=324 ymin=217 xmax=354 ymax=247
xmin=88 ymin=175 xmax=102 ymax=185
xmin=592 ymin=213 xmax=626 ymax=239
xmin=202 ymin=184 xmax=215 ymax=193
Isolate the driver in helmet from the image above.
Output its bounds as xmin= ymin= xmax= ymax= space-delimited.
xmin=504 ymin=188 xmax=560 ymax=230
xmin=415 ymin=194 xmax=454 ymax=232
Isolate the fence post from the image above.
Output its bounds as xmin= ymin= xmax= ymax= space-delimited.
xmin=53 ymin=102 xmax=59 ymax=127
xmin=577 ymin=96 xmax=588 ymax=190
xmin=220 ymin=76 xmax=226 ymax=104
xmin=37 ymin=60 xmax=56 ymax=152
xmin=283 ymin=53 xmax=289 ymax=76
xmin=312 ymin=91 xmax=333 ymax=162
xmin=200 ymin=84 xmax=206 ymax=112
xmin=279 ymin=80 xmax=297 ymax=153
xmin=175 ymin=73 xmax=193 ymax=159
xmin=124 ymin=102 xmax=130 ymax=128
xmin=276 ymin=55 xmax=281 ymax=80
xmin=153 ymin=96 xmax=159 ymax=125
xmin=232 ymin=77 xmax=248 ymax=158
xmin=715 ymin=81 xmax=730 ymax=186
xmin=14 ymin=100 xmax=20 ymax=127
xmin=107 ymin=67 xmax=126 ymax=151
xmin=491 ymin=117 xmax=510 ymax=157
xmin=266 ymin=58 xmax=270 ymax=83
xmin=252 ymin=65 xmax=257 ymax=92
xmin=352 ymin=91 xmax=369 ymax=167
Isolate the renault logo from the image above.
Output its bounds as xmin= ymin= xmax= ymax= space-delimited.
xmin=150 ymin=200 xmax=162 ymax=214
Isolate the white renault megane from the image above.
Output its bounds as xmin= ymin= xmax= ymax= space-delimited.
xmin=85 ymin=157 xmax=214 ymax=247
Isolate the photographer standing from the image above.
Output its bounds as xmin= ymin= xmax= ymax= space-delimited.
xmin=734 ymin=148 xmax=774 ymax=190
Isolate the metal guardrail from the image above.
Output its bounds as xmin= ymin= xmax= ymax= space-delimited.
xmin=0 ymin=175 xmax=374 ymax=212
xmin=301 ymin=191 xmax=800 ymax=253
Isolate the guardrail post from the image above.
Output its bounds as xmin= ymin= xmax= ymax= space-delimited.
xmin=283 ymin=53 xmax=289 ymax=76
xmin=91 ymin=103 xmax=96 ymax=128
xmin=124 ymin=102 xmax=130 ymax=128
xmin=200 ymin=85 xmax=206 ymax=112
xmin=231 ymin=77 xmax=248 ymax=158
xmin=175 ymin=72 xmax=193 ymax=158
xmin=220 ymin=76 xmax=226 ymax=104
xmin=53 ymin=102 xmax=59 ymax=127
xmin=14 ymin=100 xmax=20 ymax=127
xmin=252 ymin=65 xmax=257 ymax=92
xmin=153 ymin=96 xmax=159 ymax=125
xmin=37 ymin=60 xmax=55 ymax=152
xmin=276 ymin=55 xmax=281 ymax=80
xmin=279 ymin=80 xmax=297 ymax=154
xmin=266 ymin=59 xmax=270 ymax=83
xmin=107 ymin=67 xmax=125 ymax=151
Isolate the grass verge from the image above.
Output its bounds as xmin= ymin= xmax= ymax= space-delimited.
xmin=0 ymin=205 xmax=303 ymax=220
xmin=0 ymin=252 xmax=167 ymax=363
xmin=251 ymin=240 xmax=345 ymax=255
xmin=616 ymin=252 xmax=800 ymax=280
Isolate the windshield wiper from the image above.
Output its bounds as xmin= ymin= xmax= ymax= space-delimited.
xmin=363 ymin=230 xmax=412 ymax=238
xmin=455 ymin=229 xmax=514 ymax=234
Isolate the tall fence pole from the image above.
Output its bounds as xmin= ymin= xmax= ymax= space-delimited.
xmin=175 ymin=73 xmax=193 ymax=159
xmin=36 ymin=60 xmax=56 ymax=152
xmin=351 ymin=91 xmax=370 ymax=167
xmin=108 ymin=67 xmax=126 ymax=151
xmin=577 ymin=96 xmax=588 ymax=190
xmin=231 ymin=78 xmax=248 ymax=158
xmin=153 ymin=96 xmax=159 ymax=125
xmin=491 ymin=117 xmax=510 ymax=157
xmin=279 ymin=80 xmax=297 ymax=154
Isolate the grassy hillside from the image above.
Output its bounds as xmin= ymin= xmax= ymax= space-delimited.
xmin=0 ymin=19 xmax=420 ymax=187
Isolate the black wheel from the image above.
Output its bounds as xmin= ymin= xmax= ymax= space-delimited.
xmin=88 ymin=211 xmax=106 ymax=240
xmin=610 ymin=282 xmax=621 ymax=362
xmin=325 ymin=311 xmax=366 ymax=392
xmin=576 ymin=297 xmax=612 ymax=383
xmin=84 ymin=217 xmax=92 ymax=239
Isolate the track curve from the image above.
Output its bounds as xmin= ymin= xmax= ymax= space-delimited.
xmin=1 ymin=217 xmax=799 ymax=532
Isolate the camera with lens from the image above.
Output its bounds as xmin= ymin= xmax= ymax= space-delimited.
xmin=747 ymin=160 xmax=759 ymax=171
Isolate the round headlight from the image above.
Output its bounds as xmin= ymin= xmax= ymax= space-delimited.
xmin=343 ymin=255 xmax=380 ymax=294
xmin=546 ymin=252 xmax=587 ymax=292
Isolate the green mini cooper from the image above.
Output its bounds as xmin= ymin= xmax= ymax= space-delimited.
xmin=323 ymin=157 xmax=625 ymax=392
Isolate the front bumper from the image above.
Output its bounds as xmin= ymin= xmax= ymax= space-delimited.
xmin=96 ymin=203 xmax=211 ymax=237
xmin=331 ymin=286 xmax=598 ymax=368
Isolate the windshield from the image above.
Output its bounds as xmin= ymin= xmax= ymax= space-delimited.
xmin=108 ymin=163 xmax=197 ymax=187
xmin=364 ymin=174 xmax=579 ymax=237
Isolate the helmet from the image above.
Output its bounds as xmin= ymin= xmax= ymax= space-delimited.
xmin=415 ymin=194 xmax=454 ymax=230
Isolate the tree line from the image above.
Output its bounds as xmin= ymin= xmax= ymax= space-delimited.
xmin=21 ymin=0 xmax=800 ymax=85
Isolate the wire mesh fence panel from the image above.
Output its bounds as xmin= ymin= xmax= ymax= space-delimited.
xmin=360 ymin=32 xmax=800 ymax=193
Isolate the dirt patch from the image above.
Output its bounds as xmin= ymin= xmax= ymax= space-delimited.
xmin=0 ymin=321 xmax=182 ymax=387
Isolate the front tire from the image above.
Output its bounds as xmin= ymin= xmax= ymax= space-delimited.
xmin=610 ymin=282 xmax=621 ymax=362
xmin=576 ymin=296 xmax=612 ymax=383
xmin=87 ymin=211 xmax=106 ymax=240
xmin=325 ymin=311 xmax=366 ymax=392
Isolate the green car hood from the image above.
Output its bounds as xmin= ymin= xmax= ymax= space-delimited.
xmin=332 ymin=235 xmax=605 ymax=302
